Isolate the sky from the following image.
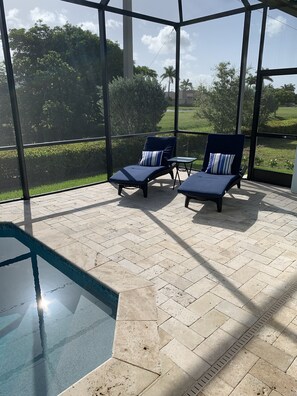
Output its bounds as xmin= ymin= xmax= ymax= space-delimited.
xmin=2 ymin=0 xmax=297 ymax=90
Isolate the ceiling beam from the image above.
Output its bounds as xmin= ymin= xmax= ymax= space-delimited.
xmin=258 ymin=0 xmax=297 ymax=17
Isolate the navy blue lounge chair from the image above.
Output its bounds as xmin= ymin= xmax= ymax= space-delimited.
xmin=178 ymin=134 xmax=245 ymax=212
xmin=109 ymin=136 xmax=176 ymax=198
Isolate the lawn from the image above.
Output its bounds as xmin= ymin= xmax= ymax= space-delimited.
xmin=0 ymin=174 xmax=106 ymax=201
xmin=158 ymin=106 xmax=212 ymax=132
xmin=274 ymin=106 xmax=297 ymax=119
xmin=1 ymin=106 xmax=296 ymax=201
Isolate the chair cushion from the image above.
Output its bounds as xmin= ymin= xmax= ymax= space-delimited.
xmin=205 ymin=153 xmax=235 ymax=175
xmin=144 ymin=136 xmax=176 ymax=166
xmin=139 ymin=150 xmax=163 ymax=166
xmin=110 ymin=165 xmax=166 ymax=185
xmin=178 ymin=172 xmax=239 ymax=198
xmin=202 ymin=134 xmax=244 ymax=174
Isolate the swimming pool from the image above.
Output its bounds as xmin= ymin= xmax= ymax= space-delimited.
xmin=0 ymin=222 xmax=118 ymax=396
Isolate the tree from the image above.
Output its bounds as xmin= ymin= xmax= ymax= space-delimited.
xmin=245 ymin=70 xmax=279 ymax=120
xmin=7 ymin=22 xmax=123 ymax=143
xmin=0 ymin=64 xmax=15 ymax=146
xmin=109 ymin=75 xmax=167 ymax=135
xmin=260 ymin=84 xmax=279 ymax=120
xmin=180 ymin=79 xmax=193 ymax=91
xmin=275 ymin=84 xmax=296 ymax=106
xmin=195 ymin=62 xmax=239 ymax=132
xmin=195 ymin=62 xmax=279 ymax=132
xmin=246 ymin=70 xmax=273 ymax=87
xmin=160 ymin=66 xmax=175 ymax=95
xmin=180 ymin=79 xmax=194 ymax=106
xmin=134 ymin=65 xmax=157 ymax=78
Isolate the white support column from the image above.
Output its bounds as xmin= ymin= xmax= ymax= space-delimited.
xmin=123 ymin=0 xmax=133 ymax=79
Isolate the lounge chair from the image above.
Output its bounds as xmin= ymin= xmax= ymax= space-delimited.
xmin=109 ymin=136 xmax=176 ymax=198
xmin=177 ymin=134 xmax=245 ymax=212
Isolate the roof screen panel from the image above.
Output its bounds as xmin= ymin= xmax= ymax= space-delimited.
xmin=108 ymin=0 xmax=180 ymax=23
xmin=262 ymin=8 xmax=297 ymax=69
xmin=182 ymin=0 xmax=248 ymax=20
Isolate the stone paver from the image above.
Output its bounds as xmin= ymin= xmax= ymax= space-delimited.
xmin=190 ymin=309 xmax=229 ymax=337
xmin=1 ymin=179 xmax=297 ymax=396
xmin=250 ymin=359 xmax=297 ymax=395
xmin=246 ymin=336 xmax=294 ymax=371
xmin=229 ymin=373 xmax=271 ymax=396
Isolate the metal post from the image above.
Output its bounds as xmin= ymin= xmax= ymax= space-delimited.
xmin=236 ymin=9 xmax=251 ymax=134
xmin=248 ymin=6 xmax=267 ymax=179
xmin=123 ymin=0 xmax=133 ymax=79
xmin=178 ymin=0 xmax=183 ymax=24
xmin=98 ymin=9 xmax=113 ymax=178
xmin=0 ymin=0 xmax=30 ymax=199
xmin=174 ymin=25 xmax=180 ymax=134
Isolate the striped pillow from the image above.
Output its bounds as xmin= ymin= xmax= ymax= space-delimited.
xmin=206 ymin=153 xmax=235 ymax=175
xmin=139 ymin=150 xmax=163 ymax=166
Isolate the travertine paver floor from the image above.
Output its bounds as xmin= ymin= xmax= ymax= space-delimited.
xmin=1 ymin=174 xmax=297 ymax=396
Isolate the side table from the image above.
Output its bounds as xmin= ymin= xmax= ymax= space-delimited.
xmin=167 ymin=156 xmax=197 ymax=189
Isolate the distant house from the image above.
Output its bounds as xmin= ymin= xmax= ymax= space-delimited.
xmin=166 ymin=90 xmax=196 ymax=106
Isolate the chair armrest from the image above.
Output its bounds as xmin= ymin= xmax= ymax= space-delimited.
xmin=239 ymin=164 xmax=247 ymax=177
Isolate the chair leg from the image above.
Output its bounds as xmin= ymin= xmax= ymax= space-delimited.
xmin=142 ymin=184 xmax=148 ymax=198
xmin=169 ymin=170 xmax=174 ymax=179
xmin=216 ymin=198 xmax=222 ymax=212
xmin=185 ymin=196 xmax=190 ymax=208
xmin=118 ymin=185 xmax=123 ymax=196
xmin=237 ymin=181 xmax=241 ymax=189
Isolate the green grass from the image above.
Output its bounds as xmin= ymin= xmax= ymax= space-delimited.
xmin=274 ymin=106 xmax=297 ymax=119
xmin=255 ymin=106 xmax=297 ymax=174
xmin=158 ymin=107 xmax=212 ymax=132
xmin=0 ymin=173 xmax=107 ymax=201
xmin=255 ymin=138 xmax=296 ymax=174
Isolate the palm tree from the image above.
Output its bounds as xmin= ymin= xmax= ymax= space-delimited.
xmin=180 ymin=79 xmax=193 ymax=91
xmin=160 ymin=66 xmax=176 ymax=96
xmin=246 ymin=70 xmax=273 ymax=86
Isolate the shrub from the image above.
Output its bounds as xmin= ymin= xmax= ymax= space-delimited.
xmin=255 ymin=156 xmax=264 ymax=166
xmin=109 ymin=75 xmax=167 ymax=135
xmin=0 ymin=142 xmax=107 ymax=191
xmin=263 ymin=118 xmax=297 ymax=135
xmin=270 ymin=158 xmax=278 ymax=167
xmin=285 ymin=160 xmax=294 ymax=170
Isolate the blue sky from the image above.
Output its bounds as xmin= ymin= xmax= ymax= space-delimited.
xmin=2 ymin=0 xmax=297 ymax=89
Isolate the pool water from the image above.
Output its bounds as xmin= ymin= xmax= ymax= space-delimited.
xmin=0 ymin=222 xmax=118 ymax=396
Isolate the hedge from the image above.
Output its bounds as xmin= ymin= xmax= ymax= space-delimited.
xmin=0 ymin=136 xmax=150 ymax=192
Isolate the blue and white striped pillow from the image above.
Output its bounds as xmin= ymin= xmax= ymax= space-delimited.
xmin=139 ymin=150 xmax=163 ymax=166
xmin=206 ymin=153 xmax=235 ymax=175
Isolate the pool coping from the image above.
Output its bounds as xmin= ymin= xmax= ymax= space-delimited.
xmin=57 ymin=262 xmax=160 ymax=395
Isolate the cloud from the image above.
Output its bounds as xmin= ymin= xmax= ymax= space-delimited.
xmin=106 ymin=19 xmax=122 ymax=29
xmin=30 ymin=7 xmax=68 ymax=26
xmin=7 ymin=8 xmax=19 ymax=21
xmin=183 ymin=54 xmax=197 ymax=62
xmin=79 ymin=21 xmax=98 ymax=34
xmin=142 ymin=26 xmax=191 ymax=55
xmin=58 ymin=13 xmax=68 ymax=25
xmin=180 ymin=30 xmax=192 ymax=52
xmin=162 ymin=58 xmax=176 ymax=67
xmin=266 ymin=15 xmax=286 ymax=37
xmin=6 ymin=8 xmax=24 ymax=28
xmin=30 ymin=7 xmax=56 ymax=24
